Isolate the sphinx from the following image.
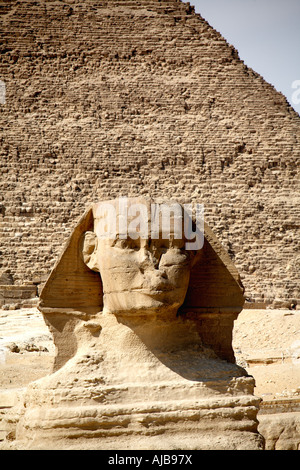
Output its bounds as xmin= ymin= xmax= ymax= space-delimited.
xmin=15 ymin=198 xmax=264 ymax=450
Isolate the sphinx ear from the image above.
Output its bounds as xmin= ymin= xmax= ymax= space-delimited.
xmin=81 ymin=231 xmax=99 ymax=272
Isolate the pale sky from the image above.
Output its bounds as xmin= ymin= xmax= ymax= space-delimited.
xmin=184 ymin=0 xmax=300 ymax=115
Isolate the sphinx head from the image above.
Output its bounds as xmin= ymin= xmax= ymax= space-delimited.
xmin=81 ymin=198 xmax=200 ymax=316
xmin=39 ymin=197 xmax=245 ymax=368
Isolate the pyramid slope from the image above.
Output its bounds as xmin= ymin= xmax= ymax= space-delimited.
xmin=0 ymin=0 xmax=299 ymax=306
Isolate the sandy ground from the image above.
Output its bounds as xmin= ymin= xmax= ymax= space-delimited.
xmin=0 ymin=307 xmax=299 ymax=404
xmin=0 ymin=308 xmax=54 ymax=400
xmin=233 ymin=309 xmax=300 ymax=400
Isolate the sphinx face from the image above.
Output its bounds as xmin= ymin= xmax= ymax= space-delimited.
xmin=97 ymin=234 xmax=191 ymax=315
xmin=81 ymin=198 xmax=195 ymax=315
xmin=82 ymin=232 xmax=192 ymax=316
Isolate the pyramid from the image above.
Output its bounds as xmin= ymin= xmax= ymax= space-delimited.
xmin=0 ymin=0 xmax=299 ymax=307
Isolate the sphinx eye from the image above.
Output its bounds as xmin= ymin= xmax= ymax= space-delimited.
xmin=112 ymin=238 xmax=140 ymax=250
xmin=112 ymin=238 xmax=129 ymax=249
xmin=171 ymin=239 xmax=185 ymax=250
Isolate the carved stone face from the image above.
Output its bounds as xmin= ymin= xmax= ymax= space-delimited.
xmin=82 ymin=199 xmax=193 ymax=315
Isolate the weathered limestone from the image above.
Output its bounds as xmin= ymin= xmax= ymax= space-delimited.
xmin=0 ymin=285 xmax=37 ymax=309
xmin=258 ymin=413 xmax=300 ymax=451
xmin=14 ymin=199 xmax=264 ymax=450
